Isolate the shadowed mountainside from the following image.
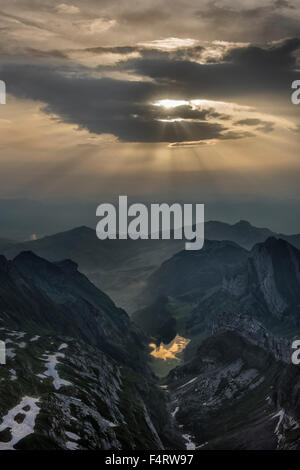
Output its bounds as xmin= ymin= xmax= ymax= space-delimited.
xmin=3 ymin=221 xmax=300 ymax=313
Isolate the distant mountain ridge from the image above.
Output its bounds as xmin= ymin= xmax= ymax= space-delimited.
xmin=2 ymin=220 xmax=300 ymax=312
xmin=3 ymin=220 xmax=300 ymax=262
xmin=205 ymin=219 xmax=300 ymax=250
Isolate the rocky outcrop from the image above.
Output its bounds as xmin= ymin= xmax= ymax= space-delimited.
xmin=166 ymin=314 xmax=300 ymax=450
xmin=212 ymin=312 xmax=291 ymax=363
xmin=189 ymin=238 xmax=300 ymax=337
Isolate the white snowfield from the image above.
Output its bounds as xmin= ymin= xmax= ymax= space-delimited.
xmin=40 ymin=345 xmax=72 ymax=390
xmin=0 ymin=396 xmax=40 ymax=450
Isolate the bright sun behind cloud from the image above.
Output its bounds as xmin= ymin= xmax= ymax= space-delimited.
xmin=154 ymin=99 xmax=189 ymax=109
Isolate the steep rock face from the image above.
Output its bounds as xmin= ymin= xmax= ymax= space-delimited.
xmin=166 ymin=313 xmax=300 ymax=450
xmin=212 ymin=312 xmax=290 ymax=363
xmin=251 ymin=243 xmax=287 ymax=316
xmin=251 ymin=238 xmax=300 ymax=313
xmin=224 ymin=238 xmax=300 ymax=317
xmin=189 ymin=238 xmax=300 ymax=337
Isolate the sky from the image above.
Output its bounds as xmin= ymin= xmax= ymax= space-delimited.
xmin=0 ymin=0 xmax=299 ymax=239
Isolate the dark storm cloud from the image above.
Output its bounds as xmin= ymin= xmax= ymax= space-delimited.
xmin=1 ymin=38 xmax=298 ymax=143
xmin=0 ymin=63 xmax=228 ymax=142
xmin=224 ymin=37 xmax=300 ymax=68
xmin=128 ymin=38 xmax=300 ymax=99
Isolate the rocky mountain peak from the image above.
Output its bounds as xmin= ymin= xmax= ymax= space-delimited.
xmin=235 ymin=220 xmax=252 ymax=228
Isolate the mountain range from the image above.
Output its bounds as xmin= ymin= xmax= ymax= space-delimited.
xmin=3 ymin=219 xmax=300 ymax=313
xmin=1 ymin=221 xmax=300 ymax=449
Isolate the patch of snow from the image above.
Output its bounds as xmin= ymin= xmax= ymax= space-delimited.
xmin=65 ymin=431 xmax=80 ymax=441
xmin=0 ymin=396 xmax=40 ymax=450
xmin=6 ymin=348 xmax=16 ymax=359
xmin=36 ymin=373 xmax=46 ymax=379
xmin=171 ymin=406 xmax=179 ymax=418
xmin=182 ymin=433 xmax=196 ymax=450
xmin=41 ymin=352 xmax=72 ymax=390
xmin=272 ymin=409 xmax=285 ymax=434
xmin=197 ymin=441 xmax=208 ymax=449
xmin=177 ymin=377 xmax=198 ymax=390
xmin=65 ymin=441 xmax=79 ymax=450
xmin=104 ymin=419 xmax=118 ymax=428
xmin=271 ymin=408 xmax=285 ymax=447
xmin=30 ymin=336 xmax=40 ymax=342
xmin=9 ymin=369 xmax=17 ymax=381
xmin=58 ymin=343 xmax=68 ymax=351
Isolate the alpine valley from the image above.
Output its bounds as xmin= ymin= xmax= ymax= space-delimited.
xmin=1 ymin=221 xmax=300 ymax=449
